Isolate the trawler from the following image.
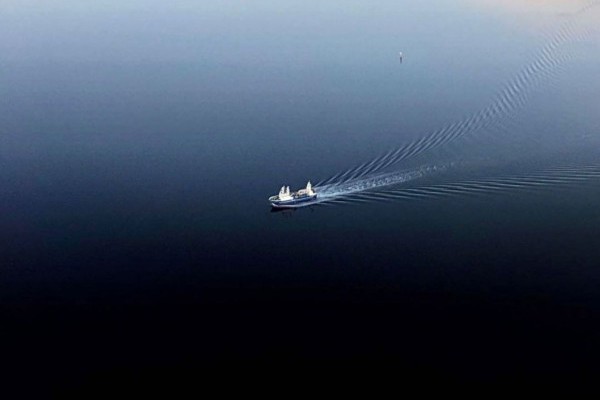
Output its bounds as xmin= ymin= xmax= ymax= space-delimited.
xmin=269 ymin=181 xmax=317 ymax=208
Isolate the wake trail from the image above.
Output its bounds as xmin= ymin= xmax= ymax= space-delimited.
xmin=314 ymin=163 xmax=452 ymax=203
xmin=320 ymin=164 xmax=600 ymax=206
xmin=317 ymin=0 xmax=599 ymax=188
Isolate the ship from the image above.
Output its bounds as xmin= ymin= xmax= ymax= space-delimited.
xmin=269 ymin=181 xmax=317 ymax=208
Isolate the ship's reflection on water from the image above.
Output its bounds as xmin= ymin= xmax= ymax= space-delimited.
xmin=270 ymin=207 xmax=295 ymax=214
xmin=270 ymin=205 xmax=319 ymax=214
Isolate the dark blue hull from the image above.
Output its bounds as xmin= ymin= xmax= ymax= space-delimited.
xmin=270 ymin=194 xmax=318 ymax=208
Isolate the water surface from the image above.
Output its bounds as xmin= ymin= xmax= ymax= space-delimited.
xmin=1 ymin=0 xmax=599 ymax=390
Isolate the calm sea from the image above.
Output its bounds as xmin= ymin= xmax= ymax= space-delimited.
xmin=1 ymin=0 xmax=599 ymax=392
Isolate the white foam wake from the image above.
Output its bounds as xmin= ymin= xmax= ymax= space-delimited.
xmin=318 ymin=164 xmax=600 ymax=207
xmin=314 ymin=163 xmax=451 ymax=204
xmin=317 ymin=0 xmax=599 ymax=188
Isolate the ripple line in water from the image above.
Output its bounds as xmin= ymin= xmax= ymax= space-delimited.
xmin=322 ymin=164 xmax=600 ymax=206
xmin=317 ymin=2 xmax=599 ymax=187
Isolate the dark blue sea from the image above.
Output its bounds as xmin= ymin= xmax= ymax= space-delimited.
xmin=1 ymin=0 xmax=599 ymax=393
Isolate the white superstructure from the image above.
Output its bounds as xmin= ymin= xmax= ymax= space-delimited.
xmin=278 ymin=186 xmax=293 ymax=201
xmin=269 ymin=181 xmax=317 ymax=207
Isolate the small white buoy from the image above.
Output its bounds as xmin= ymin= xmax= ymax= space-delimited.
xmin=398 ymin=51 xmax=403 ymax=63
